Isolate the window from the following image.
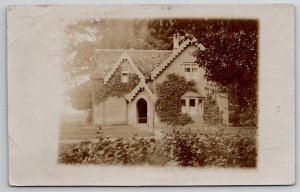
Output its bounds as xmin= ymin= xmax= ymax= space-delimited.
xmin=184 ymin=68 xmax=190 ymax=72
xmin=192 ymin=67 xmax=198 ymax=80
xmin=121 ymin=68 xmax=129 ymax=83
xmin=184 ymin=63 xmax=198 ymax=80
xmin=181 ymin=99 xmax=186 ymax=106
xmin=189 ymin=99 xmax=195 ymax=107
xmin=199 ymin=99 xmax=203 ymax=107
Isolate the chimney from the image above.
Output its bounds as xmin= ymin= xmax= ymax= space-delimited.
xmin=173 ymin=33 xmax=180 ymax=50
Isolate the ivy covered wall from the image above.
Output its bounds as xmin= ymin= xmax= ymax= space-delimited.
xmin=155 ymin=73 xmax=198 ymax=127
xmin=93 ymin=69 xmax=140 ymax=104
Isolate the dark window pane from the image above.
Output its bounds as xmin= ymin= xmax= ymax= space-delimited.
xmin=190 ymin=99 xmax=195 ymax=107
xmin=185 ymin=68 xmax=190 ymax=72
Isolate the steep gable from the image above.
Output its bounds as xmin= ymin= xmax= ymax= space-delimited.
xmin=150 ymin=39 xmax=205 ymax=80
xmin=103 ymin=52 xmax=145 ymax=84
xmin=93 ymin=49 xmax=173 ymax=80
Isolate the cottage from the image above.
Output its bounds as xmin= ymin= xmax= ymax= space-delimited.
xmin=91 ymin=34 xmax=228 ymax=129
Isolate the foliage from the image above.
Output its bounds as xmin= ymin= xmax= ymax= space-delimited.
xmin=93 ymin=69 xmax=140 ymax=104
xmin=69 ymin=81 xmax=92 ymax=111
xmin=193 ymin=20 xmax=258 ymax=127
xmin=155 ymin=73 xmax=197 ymax=127
xmin=58 ymin=129 xmax=257 ymax=168
xmin=203 ymin=92 xmax=223 ymax=126
xmin=163 ymin=129 xmax=257 ymax=167
xmin=59 ymin=135 xmax=160 ymax=165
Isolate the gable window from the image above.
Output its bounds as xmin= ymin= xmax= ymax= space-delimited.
xmin=121 ymin=68 xmax=129 ymax=83
xmin=192 ymin=67 xmax=198 ymax=79
xmin=184 ymin=67 xmax=191 ymax=72
xmin=184 ymin=63 xmax=199 ymax=80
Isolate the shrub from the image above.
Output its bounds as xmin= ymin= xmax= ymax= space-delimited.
xmin=162 ymin=129 xmax=257 ymax=167
xmin=58 ymin=135 xmax=160 ymax=165
xmin=58 ymin=129 xmax=257 ymax=168
xmin=203 ymin=92 xmax=223 ymax=126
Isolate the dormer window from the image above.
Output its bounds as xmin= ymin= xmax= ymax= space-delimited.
xmin=121 ymin=68 xmax=129 ymax=83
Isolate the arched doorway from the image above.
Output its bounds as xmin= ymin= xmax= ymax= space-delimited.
xmin=137 ymin=98 xmax=147 ymax=124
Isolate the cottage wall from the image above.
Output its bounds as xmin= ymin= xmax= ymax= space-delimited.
xmin=104 ymin=97 xmax=127 ymax=124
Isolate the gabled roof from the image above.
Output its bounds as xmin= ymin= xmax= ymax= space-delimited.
xmin=93 ymin=49 xmax=173 ymax=80
xmin=103 ymin=52 xmax=145 ymax=84
xmin=150 ymin=39 xmax=205 ymax=80
xmin=125 ymin=81 xmax=156 ymax=102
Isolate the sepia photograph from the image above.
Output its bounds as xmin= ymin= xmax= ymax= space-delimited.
xmin=59 ymin=18 xmax=258 ymax=168
xmin=7 ymin=5 xmax=294 ymax=186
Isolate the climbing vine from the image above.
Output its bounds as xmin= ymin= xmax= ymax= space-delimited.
xmin=155 ymin=73 xmax=198 ymax=127
xmin=93 ymin=69 xmax=140 ymax=104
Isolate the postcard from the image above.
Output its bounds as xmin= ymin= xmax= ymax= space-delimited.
xmin=7 ymin=4 xmax=295 ymax=186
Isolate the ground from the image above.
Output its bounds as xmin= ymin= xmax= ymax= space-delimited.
xmin=60 ymin=112 xmax=254 ymax=141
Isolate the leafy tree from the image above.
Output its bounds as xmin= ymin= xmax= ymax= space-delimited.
xmin=69 ymin=81 xmax=92 ymax=111
xmin=193 ymin=20 xmax=258 ymax=126
xmin=155 ymin=73 xmax=197 ymax=127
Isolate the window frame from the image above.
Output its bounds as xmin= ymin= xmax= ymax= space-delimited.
xmin=121 ymin=68 xmax=129 ymax=83
xmin=183 ymin=62 xmax=199 ymax=80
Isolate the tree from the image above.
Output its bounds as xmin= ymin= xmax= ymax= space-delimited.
xmin=193 ymin=20 xmax=258 ymax=126
xmin=69 ymin=81 xmax=92 ymax=111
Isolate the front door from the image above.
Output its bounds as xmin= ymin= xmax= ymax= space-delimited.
xmin=137 ymin=98 xmax=147 ymax=124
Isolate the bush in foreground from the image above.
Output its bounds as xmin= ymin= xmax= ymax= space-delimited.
xmin=58 ymin=129 xmax=256 ymax=167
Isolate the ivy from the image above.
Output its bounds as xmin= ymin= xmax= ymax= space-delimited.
xmin=93 ymin=69 xmax=140 ymax=103
xmin=155 ymin=73 xmax=197 ymax=127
